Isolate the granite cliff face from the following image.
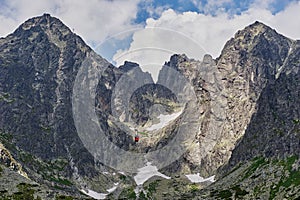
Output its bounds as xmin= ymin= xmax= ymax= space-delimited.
xmin=0 ymin=14 xmax=299 ymax=199
xmin=198 ymin=21 xmax=296 ymax=176
xmin=204 ymin=39 xmax=300 ymax=199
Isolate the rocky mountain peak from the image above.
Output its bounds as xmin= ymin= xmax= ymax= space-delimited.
xmin=220 ymin=21 xmax=292 ymax=57
xmin=165 ymin=54 xmax=189 ymax=70
xmin=118 ymin=61 xmax=140 ymax=72
xmin=1 ymin=13 xmax=90 ymax=56
xmin=235 ymin=21 xmax=269 ymax=37
xmin=15 ymin=13 xmax=71 ymax=36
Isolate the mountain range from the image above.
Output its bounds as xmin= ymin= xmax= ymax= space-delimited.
xmin=0 ymin=14 xmax=299 ymax=199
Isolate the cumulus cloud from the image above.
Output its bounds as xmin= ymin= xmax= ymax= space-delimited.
xmin=0 ymin=0 xmax=140 ymax=44
xmin=112 ymin=1 xmax=300 ymax=81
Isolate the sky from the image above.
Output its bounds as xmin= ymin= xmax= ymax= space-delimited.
xmin=0 ymin=0 xmax=299 ymax=80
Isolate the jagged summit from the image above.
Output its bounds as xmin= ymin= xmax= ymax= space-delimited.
xmin=223 ymin=21 xmax=292 ymax=50
xmin=118 ymin=61 xmax=140 ymax=72
xmin=165 ymin=54 xmax=188 ymax=67
xmin=2 ymin=13 xmax=90 ymax=54
xmin=242 ymin=20 xmax=270 ymax=31
xmin=217 ymin=20 xmax=294 ymax=75
xmin=15 ymin=13 xmax=70 ymax=33
xmin=233 ymin=21 xmax=276 ymax=38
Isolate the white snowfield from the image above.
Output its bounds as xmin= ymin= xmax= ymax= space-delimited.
xmin=107 ymin=185 xmax=118 ymax=193
xmin=134 ymin=162 xmax=171 ymax=185
xmin=146 ymin=110 xmax=182 ymax=131
xmin=185 ymin=173 xmax=215 ymax=183
xmin=80 ymin=183 xmax=119 ymax=200
xmin=80 ymin=189 xmax=107 ymax=200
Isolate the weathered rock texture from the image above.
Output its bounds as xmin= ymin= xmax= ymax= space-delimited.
xmin=0 ymin=14 xmax=299 ymax=199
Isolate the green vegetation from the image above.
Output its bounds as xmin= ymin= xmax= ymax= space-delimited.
xmin=17 ymin=152 xmax=70 ymax=187
xmin=139 ymin=191 xmax=147 ymax=200
xmin=0 ymin=181 xmax=75 ymax=200
xmin=55 ymin=195 xmax=74 ymax=200
xmin=280 ymin=169 xmax=300 ymax=187
xmin=147 ymin=180 xmax=159 ymax=196
xmin=188 ymin=184 xmax=200 ymax=193
xmin=209 ymin=156 xmax=300 ymax=199
xmin=127 ymin=188 xmax=136 ymax=199
xmin=232 ymin=185 xmax=249 ymax=197
xmin=50 ymin=177 xmax=73 ymax=186
xmin=211 ymin=185 xmax=248 ymax=199
xmin=243 ymin=157 xmax=268 ymax=180
xmin=119 ymin=187 xmax=136 ymax=199
xmin=216 ymin=189 xmax=232 ymax=199
xmin=0 ymin=189 xmax=8 ymax=196
xmin=6 ymin=183 xmax=42 ymax=200
xmin=253 ymin=186 xmax=261 ymax=196
xmin=119 ymin=174 xmax=127 ymax=181
xmin=50 ymin=159 xmax=69 ymax=171
xmin=270 ymin=155 xmax=300 ymax=199
xmin=0 ymin=165 xmax=3 ymax=176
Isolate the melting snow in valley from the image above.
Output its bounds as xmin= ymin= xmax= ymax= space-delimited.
xmin=134 ymin=162 xmax=171 ymax=185
xmin=146 ymin=111 xmax=182 ymax=131
xmin=80 ymin=183 xmax=118 ymax=200
xmin=185 ymin=173 xmax=215 ymax=183
xmin=80 ymin=189 xmax=107 ymax=200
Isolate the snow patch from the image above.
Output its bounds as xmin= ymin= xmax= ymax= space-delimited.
xmin=185 ymin=173 xmax=215 ymax=183
xmin=80 ymin=189 xmax=107 ymax=200
xmin=146 ymin=111 xmax=182 ymax=131
xmin=119 ymin=171 xmax=126 ymax=175
xmin=134 ymin=162 xmax=171 ymax=185
xmin=81 ymin=183 xmax=119 ymax=200
xmin=107 ymin=185 xmax=118 ymax=193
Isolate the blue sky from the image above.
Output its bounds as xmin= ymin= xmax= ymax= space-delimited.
xmin=135 ymin=0 xmax=296 ymax=23
xmin=135 ymin=0 xmax=199 ymax=23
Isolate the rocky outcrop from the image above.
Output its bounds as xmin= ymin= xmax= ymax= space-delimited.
xmin=222 ymin=39 xmax=300 ymax=172
xmin=197 ymin=21 xmax=295 ymax=176
xmin=0 ymin=142 xmax=27 ymax=177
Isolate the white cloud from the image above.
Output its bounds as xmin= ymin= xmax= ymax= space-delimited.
xmin=112 ymin=1 xmax=300 ymax=81
xmin=266 ymin=1 xmax=300 ymax=39
xmin=0 ymin=0 xmax=140 ymax=45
